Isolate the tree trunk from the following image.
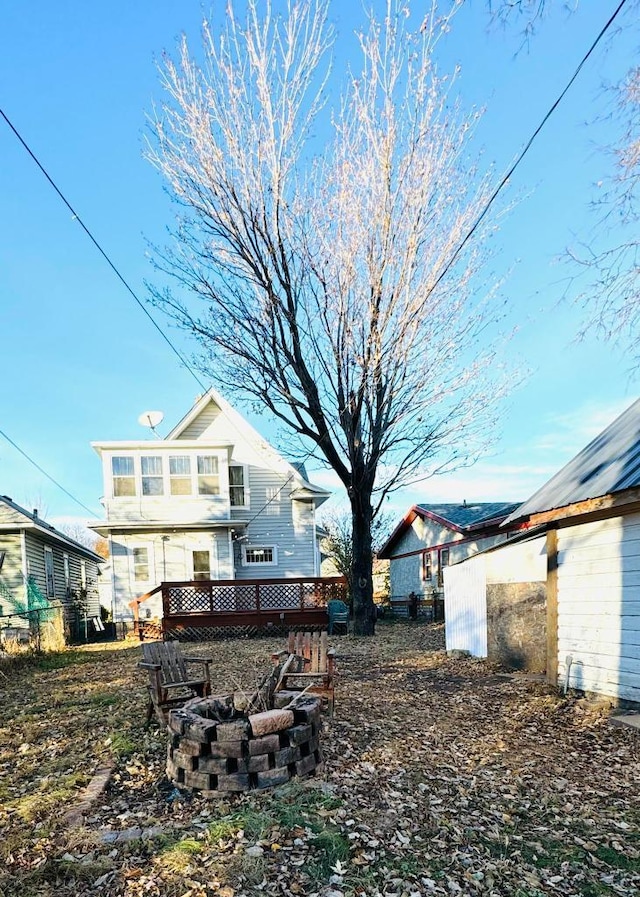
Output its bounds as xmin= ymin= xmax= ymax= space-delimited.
xmin=350 ymin=490 xmax=376 ymax=636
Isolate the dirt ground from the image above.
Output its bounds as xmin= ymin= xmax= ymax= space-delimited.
xmin=1 ymin=621 xmax=639 ymax=897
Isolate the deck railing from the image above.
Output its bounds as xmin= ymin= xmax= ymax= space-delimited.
xmin=130 ymin=576 xmax=348 ymax=635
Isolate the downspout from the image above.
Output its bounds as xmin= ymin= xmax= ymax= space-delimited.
xmin=228 ymin=529 xmax=234 ymax=578
xmin=108 ymin=533 xmax=116 ymax=622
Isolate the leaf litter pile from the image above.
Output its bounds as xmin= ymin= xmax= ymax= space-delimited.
xmin=1 ymin=621 xmax=639 ymax=897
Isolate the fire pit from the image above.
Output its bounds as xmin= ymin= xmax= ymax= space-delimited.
xmin=166 ymin=692 xmax=323 ymax=794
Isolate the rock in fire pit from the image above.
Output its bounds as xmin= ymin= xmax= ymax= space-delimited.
xmin=166 ymin=692 xmax=323 ymax=794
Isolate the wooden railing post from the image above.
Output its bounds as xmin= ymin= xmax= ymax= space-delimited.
xmin=255 ymin=583 xmax=261 ymax=613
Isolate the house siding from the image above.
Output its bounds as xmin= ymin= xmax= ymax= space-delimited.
xmin=557 ymin=513 xmax=640 ymax=704
xmin=24 ymin=531 xmax=100 ymax=617
xmin=112 ymin=531 xmax=234 ymax=620
xmin=0 ymin=533 xmax=26 ymax=613
xmin=389 ymin=516 xmax=509 ymax=600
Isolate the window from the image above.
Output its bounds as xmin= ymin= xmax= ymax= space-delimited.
xmin=422 ymin=551 xmax=432 ymax=581
xmin=197 ymin=455 xmax=220 ymax=495
xmin=192 ymin=550 xmax=211 ymax=581
xmin=63 ymin=554 xmax=70 ymax=598
xmin=438 ymin=547 xmax=450 ymax=587
xmin=132 ymin=547 xmax=150 ymax=582
xmin=141 ymin=456 xmax=164 ymax=495
xmin=265 ymin=486 xmax=281 ymax=516
xmin=169 ymin=455 xmax=192 ymax=495
xmin=229 ymin=465 xmax=245 ymax=506
xmin=44 ymin=547 xmax=55 ymax=598
xmin=243 ymin=546 xmax=277 ymax=566
xmin=112 ymin=456 xmax=136 ymax=496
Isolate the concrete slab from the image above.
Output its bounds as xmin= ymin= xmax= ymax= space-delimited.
xmin=609 ymin=713 xmax=640 ymax=731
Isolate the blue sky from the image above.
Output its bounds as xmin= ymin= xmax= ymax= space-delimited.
xmin=0 ymin=0 xmax=637 ymax=529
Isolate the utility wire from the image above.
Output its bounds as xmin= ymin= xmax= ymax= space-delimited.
xmin=0 ymin=427 xmax=99 ymax=517
xmin=0 ymin=0 xmax=627 ymax=524
xmin=429 ymin=0 xmax=630 ymax=294
xmin=0 ymin=108 xmax=208 ymax=394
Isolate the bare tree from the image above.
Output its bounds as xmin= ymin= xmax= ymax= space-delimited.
xmin=488 ymin=1 xmax=640 ymax=364
xmin=54 ymin=521 xmax=101 ymax=552
xmin=320 ymin=507 xmax=394 ymax=598
xmin=148 ymin=0 xmax=513 ymax=634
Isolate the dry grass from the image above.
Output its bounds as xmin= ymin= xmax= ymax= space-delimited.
xmin=0 ymin=623 xmax=638 ymax=897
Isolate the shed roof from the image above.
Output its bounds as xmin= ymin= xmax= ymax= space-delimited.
xmin=504 ymin=397 xmax=640 ymax=526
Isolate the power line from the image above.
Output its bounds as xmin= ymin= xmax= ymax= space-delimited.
xmin=430 ymin=0 xmax=630 ymax=295
xmin=0 ymin=107 xmax=208 ymax=394
xmin=0 ymin=427 xmax=99 ymax=517
xmin=1 ymin=0 xmax=627 ymax=526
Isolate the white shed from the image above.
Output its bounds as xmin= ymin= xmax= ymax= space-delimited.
xmin=444 ymin=533 xmax=547 ymax=670
xmin=497 ymin=397 xmax=640 ymax=704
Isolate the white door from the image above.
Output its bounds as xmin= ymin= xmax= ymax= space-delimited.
xmin=444 ymin=555 xmax=487 ymax=657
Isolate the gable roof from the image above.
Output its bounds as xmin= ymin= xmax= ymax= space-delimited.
xmin=0 ymin=496 xmax=104 ymax=562
xmin=504 ymin=397 xmax=640 ymax=526
xmin=378 ymin=501 xmax=520 ymax=559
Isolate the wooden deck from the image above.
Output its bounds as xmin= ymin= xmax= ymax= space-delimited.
xmin=130 ymin=576 xmax=347 ymax=638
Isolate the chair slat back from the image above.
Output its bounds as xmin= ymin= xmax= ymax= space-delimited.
xmin=143 ymin=641 xmax=189 ymax=685
xmin=287 ymin=630 xmax=327 ymax=673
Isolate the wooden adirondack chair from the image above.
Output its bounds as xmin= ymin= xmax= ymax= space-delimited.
xmin=272 ymin=630 xmax=337 ymax=715
xmin=138 ymin=641 xmax=212 ymax=726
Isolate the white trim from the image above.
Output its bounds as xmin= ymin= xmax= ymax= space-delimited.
xmin=242 ymin=545 xmax=278 ymax=567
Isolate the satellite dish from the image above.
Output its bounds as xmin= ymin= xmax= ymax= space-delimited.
xmin=138 ymin=410 xmax=164 ymax=437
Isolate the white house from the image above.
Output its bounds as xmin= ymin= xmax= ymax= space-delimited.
xmin=89 ymin=389 xmax=330 ymax=621
xmin=378 ymin=502 xmax=521 ymax=602
xmin=444 ymin=397 xmax=640 ymax=704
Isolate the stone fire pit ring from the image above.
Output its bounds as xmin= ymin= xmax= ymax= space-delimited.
xmin=166 ymin=692 xmax=323 ymax=794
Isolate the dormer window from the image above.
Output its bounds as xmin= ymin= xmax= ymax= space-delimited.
xmin=141 ymin=456 xmax=164 ymax=496
xmin=112 ymin=456 xmax=136 ymax=496
xmin=197 ymin=456 xmax=220 ymax=495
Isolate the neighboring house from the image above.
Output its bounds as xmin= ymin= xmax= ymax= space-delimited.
xmin=444 ymin=396 xmax=640 ymax=704
xmin=0 ymin=495 xmax=102 ymax=620
xmin=89 ymin=389 xmax=331 ymax=621
xmin=377 ymin=502 xmax=521 ymax=601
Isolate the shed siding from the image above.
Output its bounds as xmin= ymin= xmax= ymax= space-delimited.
xmin=557 ymin=513 xmax=640 ymax=703
xmin=444 ymin=556 xmax=487 ymax=656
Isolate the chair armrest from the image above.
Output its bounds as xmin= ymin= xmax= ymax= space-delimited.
xmin=272 ymin=649 xmax=289 ymax=664
xmin=138 ymin=662 xmax=162 ymax=671
xmin=184 ymin=656 xmax=212 ymax=663
xmin=163 ymin=679 xmax=207 ymax=690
